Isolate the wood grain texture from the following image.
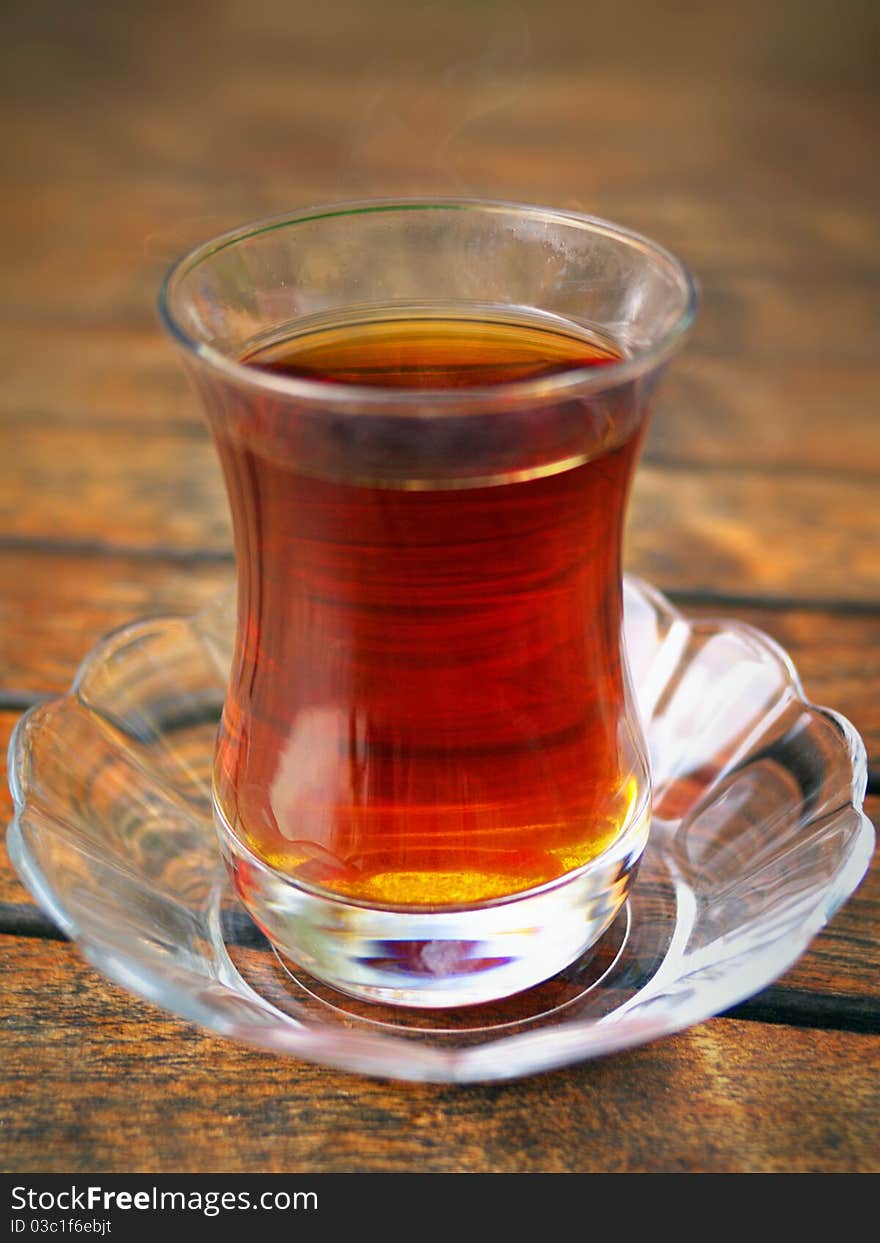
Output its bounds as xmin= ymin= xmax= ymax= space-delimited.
xmin=0 ymin=936 xmax=877 ymax=1174
xmin=2 ymin=429 xmax=879 ymax=604
xmin=628 ymin=465 xmax=880 ymax=605
xmin=650 ymin=357 xmax=880 ymax=475
xmin=0 ymin=426 xmax=229 ymax=552
xmin=3 ymin=323 xmax=879 ymax=481
xmin=1 ymin=0 xmax=878 ymax=1176
xmin=0 ymin=550 xmax=232 ymax=695
xmin=0 ymin=555 xmax=876 ymax=757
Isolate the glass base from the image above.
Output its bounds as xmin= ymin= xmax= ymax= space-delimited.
xmin=214 ymin=797 xmax=651 ymax=1008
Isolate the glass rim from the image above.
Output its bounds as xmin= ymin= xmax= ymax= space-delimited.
xmin=158 ymin=196 xmax=698 ymax=410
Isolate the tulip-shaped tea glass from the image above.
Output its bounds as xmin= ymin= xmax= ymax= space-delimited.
xmin=160 ymin=199 xmax=696 ymax=1007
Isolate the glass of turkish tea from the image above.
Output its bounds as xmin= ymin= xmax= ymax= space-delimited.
xmin=159 ymin=199 xmax=696 ymax=1007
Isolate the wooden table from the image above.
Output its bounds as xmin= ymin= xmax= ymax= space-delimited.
xmin=2 ymin=0 xmax=878 ymax=1173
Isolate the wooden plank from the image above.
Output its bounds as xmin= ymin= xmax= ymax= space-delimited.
xmin=650 ymin=355 xmax=880 ymax=475
xmin=2 ymin=180 xmax=876 ymax=340
xmin=2 ymin=3 xmax=876 ymax=208
xmin=3 ymin=295 xmax=879 ymax=481
xmin=0 ymin=550 xmax=232 ymax=695
xmin=0 ymin=426 xmax=231 ymax=552
xmin=0 ymin=936 xmax=876 ymax=1173
xmin=4 ymin=0 xmax=878 ymax=93
xmin=0 ymin=5 xmax=877 ymax=323
xmin=628 ymin=465 xmax=880 ymax=606
xmin=0 ymin=553 xmax=875 ymax=758
xmin=1 ymin=426 xmax=879 ymax=604
xmin=0 ymin=324 xmax=199 ymax=430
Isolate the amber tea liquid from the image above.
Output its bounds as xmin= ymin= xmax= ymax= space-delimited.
xmin=212 ymin=309 xmax=646 ymax=908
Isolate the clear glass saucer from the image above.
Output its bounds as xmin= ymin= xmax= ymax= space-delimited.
xmin=6 ymin=577 xmax=873 ymax=1083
